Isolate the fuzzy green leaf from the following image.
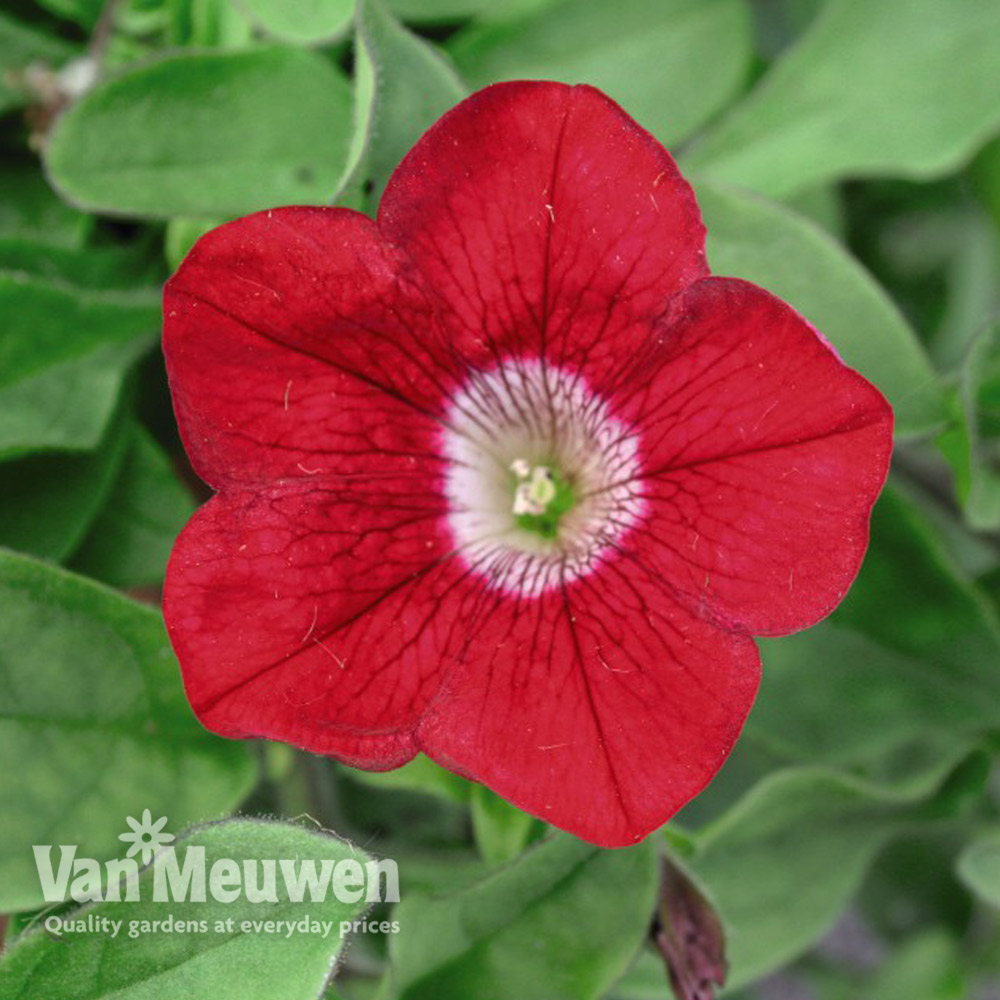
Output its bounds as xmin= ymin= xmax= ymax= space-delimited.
xmin=687 ymin=0 xmax=1000 ymax=197
xmin=45 ymin=47 xmax=353 ymax=218
xmin=0 ymin=551 xmax=256 ymax=912
xmin=449 ymin=0 xmax=752 ymax=146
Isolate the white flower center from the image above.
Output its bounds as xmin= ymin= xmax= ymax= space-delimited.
xmin=440 ymin=359 xmax=645 ymax=596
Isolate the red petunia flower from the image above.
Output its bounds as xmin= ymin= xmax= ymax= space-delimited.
xmin=162 ymin=82 xmax=892 ymax=847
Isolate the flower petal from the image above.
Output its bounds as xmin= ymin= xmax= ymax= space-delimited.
xmin=379 ymin=81 xmax=707 ymax=386
xmin=616 ymin=277 xmax=893 ymax=637
xmin=417 ymin=558 xmax=761 ymax=848
xmin=164 ymin=206 xmax=451 ymax=489
xmin=164 ymin=479 xmax=461 ymax=767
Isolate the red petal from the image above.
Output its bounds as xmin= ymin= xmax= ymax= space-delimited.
xmin=379 ymin=81 xmax=707 ymax=386
xmin=163 ymin=206 xmax=451 ymax=489
xmin=164 ymin=479 xmax=454 ymax=767
xmin=417 ymin=557 xmax=761 ymax=848
xmin=616 ymin=277 xmax=893 ymax=637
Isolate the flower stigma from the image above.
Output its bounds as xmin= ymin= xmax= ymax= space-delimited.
xmin=510 ymin=460 xmax=577 ymax=540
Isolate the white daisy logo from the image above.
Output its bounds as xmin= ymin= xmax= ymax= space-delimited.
xmin=118 ymin=809 xmax=174 ymax=865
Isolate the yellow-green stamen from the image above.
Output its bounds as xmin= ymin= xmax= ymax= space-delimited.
xmin=510 ymin=461 xmax=576 ymax=539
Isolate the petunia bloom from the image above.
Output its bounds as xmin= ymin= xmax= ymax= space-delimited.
xmin=162 ymin=82 xmax=892 ymax=848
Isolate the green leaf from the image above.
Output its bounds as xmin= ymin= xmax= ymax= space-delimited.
xmin=70 ymin=422 xmax=196 ymax=587
xmin=604 ymin=949 xmax=672 ymax=1000
xmin=956 ymin=828 xmax=1000 ymax=909
xmin=169 ymin=0 xmax=256 ymax=47
xmin=928 ymin=205 xmax=1000 ymax=372
xmin=353 ymin=0 xmax=466 ymax=200
xmin=0 ymin=238 xmax=162 ymax=290
xmin=241 ymin=0 xmax=353 ymax=42
xmin=951 ymin=321 xmax=1000 ymax=530
xmin=0 ymin=11 xmax=80 ymax=115
xmin=449 ymin=0 xmax=753 ymax=146
xmin=0 ymin=338 xmax=149 ymax=458
xmin=387 ymin=0 xmax=540 ymax=21
xmin=45 ymin=47 xmax=353 ymax=218
xmin=781 ymin=183 xmax=843 ymax=237
xmin=836 ymin=488 xmax=1000 ymax=663
xmin=971 ymin=134 xmax=1000 ymax=236
xmin=686 ymin=0 xmax=1000 ymax=197
xmin=0 ymin=818 xmax=375 ymax=998
xmin=0 ymin=407 xmax=130 ymax=562
xmin=685 ymin=751 xmax=985 ymax=990
xmin=469 ymin=786 xmax=539 ymax=865
xmin=385 ymin=832 xmax=658 ymax=1000
xmin=694 ymin=178 xmax=945 ymax=436
xmin=0 ymin=551 xmax=256 ymax=912
xmin=753 ymin=625 xmax=1000 ymax=770
xmin=0 ymin=165 xmax=92 ymax=250
xmin=750 ymin=487 xmax=1000 ymax=766
xmin=863 ymin=931 xmax=967 ymax=1000
xmin=32 ymin=0 xmax=103 ymax=30
xmin=0 ymin=273 xmax=159 ymax=390
xmin=751 ymin=0 xmax=826 ymax=59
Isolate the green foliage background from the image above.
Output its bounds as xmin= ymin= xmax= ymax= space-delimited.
xmin=1 ymin=0 xmax=1000 ymax=997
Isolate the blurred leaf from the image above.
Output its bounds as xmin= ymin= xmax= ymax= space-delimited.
xmin=344 ymin=754 xmax=471 ymax=804
xmin=469 ymin=785 xmax=539 ymax=865
xmin=754 ymin=625 xmax=1000 ymax=768
xmin=684 ymin=750 xmax=985 ymax=990
xmin=695 ymin=178 xmax=945 ymax=436
xmin=0 ymin=550 xmax=256 ymax=912
xmin=838 ymin=488 xmax=1000 ymax=661
xmin=388 ymin=0 xmax=545 ymax=21
xmin=864 ymin=829 xmax=978 ymax=942
xmin=240 ymin=0 xmax=353 ymax=42
xmin=751 ymin=0 xmax=827 ymax=59
xmin=0 ymin=238 xmax=162 ymax=290
xmin=781 ymin=183 xmax=843 ymax=236
xmin=0 ymin=819 xmax=370 ymax=998
xmin=0 ymin=11 xmax=79 ymax=115
xmin=45 ymin=47 xmax=353 ymax=218
xmin=32 ymin=0 xmax=103 ymax=30
xmin=352 ymin=0 xmax=466 ymax=200
xmin=751 ymin=487 xmax=1000 ymax=765
xmin=894 ymin=475 xmax=1000 ymax=581
xmin=687 ymin=0 xmax=1000 ymax=197
xmin=950 ymin=321 xmax=1000 ymax=530
xmin=70 ymin=421 xmax=196 ymax=587
xmin=0 ymin=273 xmax=158 ymax=389
xmin=449 ymin=0 xmax=753 ymax=146
xmin=956 ymin=828 xmax=1000 ymax=909
xmin=0 ymin=405 xmax=129 ymax=561
xmin=606 ymin=949 xmax=680 ymax=1000
xmin=929 ymin=207 xmax=1000 ymax=371
xmin=333 ymin=14 xmax=375 ymax=205
xmin=971 ymin=134 xmax=1000 ymax=235
xmin=0 ymin=165 xmax=92 ymax=249
xmin=0 ymin=337 xmax=148 ymax=457
xmin=385 ymin=833 xmax=658 ymax=1000
xmin=169 ymin=0 xmax=255 ymax=47
xmin=863 ymin=931 xmax=966 ymax=1000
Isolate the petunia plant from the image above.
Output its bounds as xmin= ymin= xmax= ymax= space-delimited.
xmin=2 ymin=1 xmax=1000 ymax=999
